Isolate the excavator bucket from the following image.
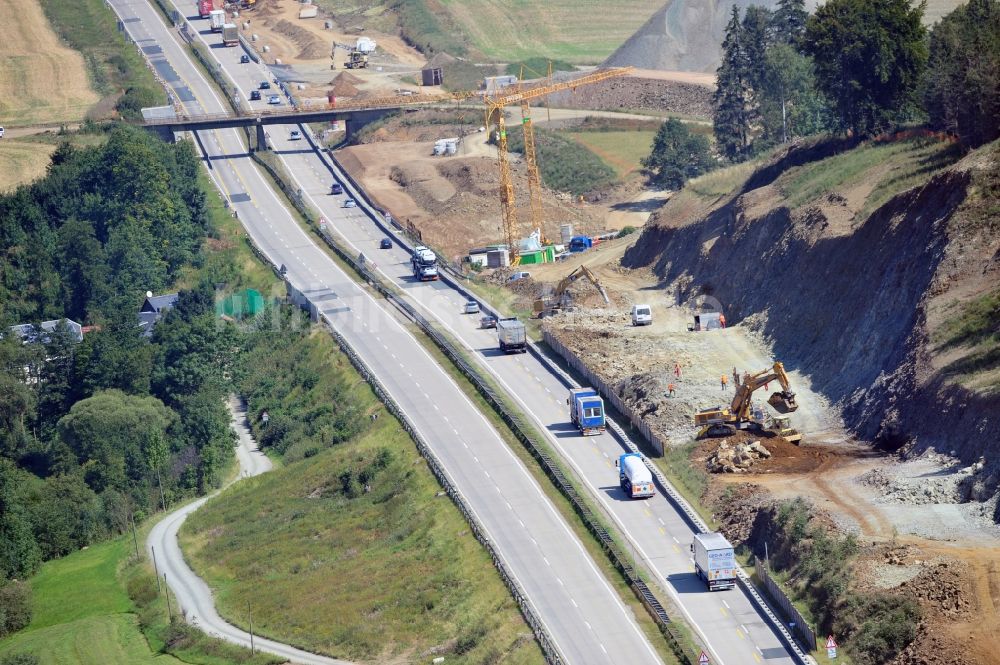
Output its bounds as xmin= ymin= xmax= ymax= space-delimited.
xmin=768 ymin=391 xmax=799 ymax=414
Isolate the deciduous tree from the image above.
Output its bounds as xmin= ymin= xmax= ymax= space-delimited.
xmin=803 ymin=0 xmax=927 ymax=137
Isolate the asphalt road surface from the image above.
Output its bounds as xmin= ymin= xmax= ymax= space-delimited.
xmin=178 ymin=14 xmax=807 ymax=665
xmin=113 ymin=1 xmax=664 ymax=662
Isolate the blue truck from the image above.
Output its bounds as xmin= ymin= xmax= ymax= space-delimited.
xmin=568 ymin=236 xmax=593 ymax=252
xmin=568 ymin=388 xmax=606 ymax=435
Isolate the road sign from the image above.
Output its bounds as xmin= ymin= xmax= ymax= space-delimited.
xmin=827 ymin=647 xmax=837 ymax=659
xmin=698 ymin=652 xmax=709 ymax=664
xmin=826 ymin=636 xmax=838 ymax=649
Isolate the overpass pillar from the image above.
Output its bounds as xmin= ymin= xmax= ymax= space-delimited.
xmin=255 ymin=120 xmax=268 ymax=152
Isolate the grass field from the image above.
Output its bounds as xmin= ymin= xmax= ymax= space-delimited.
xmin=0 ymin=0 xmax=99 ymax=126
xmin=38 ymin=0 xmax=166 ymax=121
xmin=0 ymin=538 xmax=184 ymax=664
xmin=564 ymin=130 xmax=656 ymax=177
xmin=0 ymin=141 xmax=55 ymax=192
xmin=438 ymin=0 xmax=664 ymax=62
xmin=777 ymin=137 xmax=962 ymax=211
xmin=179 ymin=330 xmax=543 ymax=664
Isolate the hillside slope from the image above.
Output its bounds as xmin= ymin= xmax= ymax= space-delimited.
xmin=622 ymin=137 xmax=1000 ymax=505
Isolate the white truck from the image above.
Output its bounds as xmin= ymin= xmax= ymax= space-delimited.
xmin=411 ymin=246 xmax=438 ymax=281
xmin=497 ymin=318 xmax=527 ymax=354
xmin=222 ymin=23 xmax=239 ymax=47
xmin=209 ymin=9 xmax=225 ymax=31
xmin=691 ymin=532 xmax=736 ymax=591
xmin=616 ymin=453 xmax=654 ymax=498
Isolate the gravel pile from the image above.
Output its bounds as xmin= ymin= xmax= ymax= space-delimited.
xmin=859 ymin=455 xmax=988 ymax=505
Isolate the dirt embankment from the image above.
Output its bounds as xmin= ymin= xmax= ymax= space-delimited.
xmin=622 ymin=139 xmax=1000 ymax=505
xmin=544 ymin=74 xmax=714 ymax=119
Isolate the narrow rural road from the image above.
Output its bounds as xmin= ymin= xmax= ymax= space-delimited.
xmin=147 ymin=396 xmax=353 ymax=665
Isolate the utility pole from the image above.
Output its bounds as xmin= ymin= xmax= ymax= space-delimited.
xmin=164 ymin=574 xmax=172 ymax=620
xmin=151 ymin=545 xmax=161 ymax=593
xmin=248 ymin=600 xmax=255 ymax=654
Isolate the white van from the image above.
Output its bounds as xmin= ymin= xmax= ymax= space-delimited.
xmin=631 ymin=304 xmax=652 ymax=326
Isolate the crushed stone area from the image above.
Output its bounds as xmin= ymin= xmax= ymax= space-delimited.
xmin=545 ymin=304 xmax=844 ymax=445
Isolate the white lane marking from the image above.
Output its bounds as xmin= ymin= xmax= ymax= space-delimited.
xmin=723 ymin=600 xmax=731 ymax=610
xmin=672 ymin=536 xmax=679 ymax=544
xmin=584 ymin=621 xmax=592 ymax=631
xmin=600 ymin=644 xmax=608 ymax=656
xmin=543 ymin=557 xmax=550 ymax=566
xmin=556 ymin=577 xmax=564 ymax=586
xmin=658 ymin=517 xmax=665 ymax=526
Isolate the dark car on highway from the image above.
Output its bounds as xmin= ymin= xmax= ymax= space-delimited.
xmin=250 ymin=90 xmax=261 ymax=101
xmin=379 ymin=238 xmax=392 ymax=249
xmin=330 ymin=183 xmax=343 ymax=195
xmin=240 ymin=54 xmax=250 ymax=64
xmin=259 ymin=81 xmax=271 ymax=90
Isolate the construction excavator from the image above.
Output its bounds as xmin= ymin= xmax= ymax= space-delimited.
xmin=533 ymin=265 xmax=610 ymax=317
xmin=694 ymin=361 xmax=801 ymax=440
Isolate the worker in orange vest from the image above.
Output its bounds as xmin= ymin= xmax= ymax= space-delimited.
xmin=719 ymin=313 xmax=727 ymax=328
xmin=721 ymin=374 xmax=729 ymax=391
xmin=667 ymin=383 xmax=677 ymax=398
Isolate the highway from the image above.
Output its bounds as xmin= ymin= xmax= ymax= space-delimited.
xmin=113 ymin=1 xmax=664 ymax=663
xmin=174 ymin=9 xmax=809 ymax=665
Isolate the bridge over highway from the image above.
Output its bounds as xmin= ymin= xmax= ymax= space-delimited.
xmin=141 ymin=93 xmax=477 ymax=147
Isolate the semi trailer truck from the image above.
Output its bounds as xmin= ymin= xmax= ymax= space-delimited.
xmin=222 ymin=23 xmax=239 ymax=46
xmin=497 ymin=318 xmax=527 ymax=354
xmin=691 ymin=532 xmax=737 ymax=591
xmin=209 ymin=9 xmax=225 ymax=31
xmin=411 ymin=246 xmax=439 ymax=281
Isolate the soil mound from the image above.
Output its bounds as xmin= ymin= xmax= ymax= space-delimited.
xmin=329 ymin=73 xmax=359 ymax=97
xmin=273 ymin=19 xmax=327 ymax=60
xmin=545 ymin=74 xmax=713 ymax=118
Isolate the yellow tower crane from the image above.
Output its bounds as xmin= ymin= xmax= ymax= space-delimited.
xmin=483 ymin=67 xmax=633 ymax=264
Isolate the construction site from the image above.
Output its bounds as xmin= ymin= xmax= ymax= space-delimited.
xmin=1 ymin=0 xmax=995 ymax=662
xmin=219 ymin=2 xmax=1000 ymax=662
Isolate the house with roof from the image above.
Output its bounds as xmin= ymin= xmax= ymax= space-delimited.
xmin=8 ymin=319 xmax=84 ymax=344
xmin=138 ymin=291 xmax=179 ymax=337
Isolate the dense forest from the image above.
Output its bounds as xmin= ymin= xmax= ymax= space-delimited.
xmin=0 ymin=127 xmax=236 ymax=637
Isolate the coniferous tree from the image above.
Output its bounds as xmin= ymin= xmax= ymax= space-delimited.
xmin=713 ymin=6 xmax=755 ymax=161
xmin=772 ymin=0 xmax=809 ymax=44
xmin=743 ymin=5 xmax=774 ymax=93
xmin=642 ymin=118 xmax=715 ymax=189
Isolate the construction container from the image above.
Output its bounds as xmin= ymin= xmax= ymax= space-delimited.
xmin=486 ymin=249 xmax=510 ymax=268
xmin=421 ymin=67 xmax=443 ymax=86
xmin=560 ymin=223 xmax=573 ymax=245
